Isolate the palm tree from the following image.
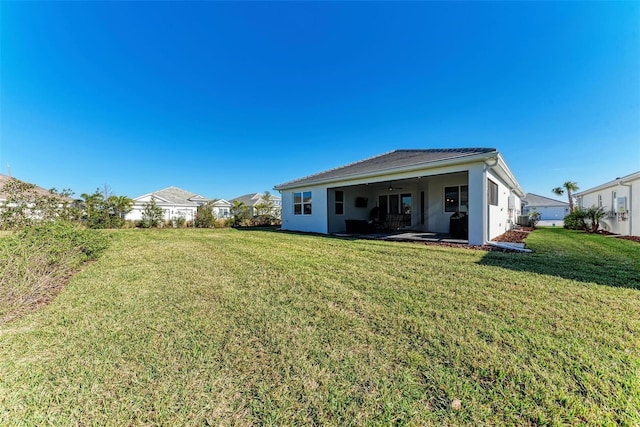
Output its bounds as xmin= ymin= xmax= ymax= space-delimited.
xmin=231 ymin=200 xmax=249 ymax=227
xmin=552 ymin=181 xmax=579 ymax=212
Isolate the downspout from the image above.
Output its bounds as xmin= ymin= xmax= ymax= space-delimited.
xmin=483 ymin=156 xmax=499 ymax=244
xmin=619 ymin=179 xmax=633 ymax=236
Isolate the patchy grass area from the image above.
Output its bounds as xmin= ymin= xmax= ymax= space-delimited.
xmin=0 ymin=228 xmax=638 ymax=425
xmin=0 ymin=222 xmax=109 ymax=323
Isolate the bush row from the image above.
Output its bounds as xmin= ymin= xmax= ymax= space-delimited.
xmin=0 ymin=221 xmax=110 ymax=323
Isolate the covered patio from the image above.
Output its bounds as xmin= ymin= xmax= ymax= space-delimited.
xmin=326 ymin=171 xmax=471 ymax=240
xmin=275 ymin=148 xmax=525 ymax=246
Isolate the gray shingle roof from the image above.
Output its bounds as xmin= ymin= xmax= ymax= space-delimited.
xmin=522 ymin=193 xmax=568 ymax=207
xmin=275 ymin=148 xmax=497 ymax=189
xmin=231 ymin=193 xmax=281 ymax=207
xmin=143 ymin=186 xmax=207 ymax=206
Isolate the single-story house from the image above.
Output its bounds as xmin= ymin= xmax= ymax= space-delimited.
xmin=126 ymin=186 xmax=210 ymax=223
xmin=273 ymin=148 xmax=525 ymax=245
xmin=521 ymin=193 xmax=570 ymax=220
xmin=210 ymin=199 xmax=232 ymax=218
xmin=574 ymin=170 xmax=640 ymax=236
xmin=230 ymin=193 xmax=282 ymax=218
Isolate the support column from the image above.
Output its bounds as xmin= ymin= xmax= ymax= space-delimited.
xmin=467 ymin=165 xmax=486 ymax=245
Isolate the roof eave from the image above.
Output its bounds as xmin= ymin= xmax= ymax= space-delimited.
xmin=574 ymin=171 xmax=640 ymax=197
xmin=274 ymin=151 xmax=499 ymax=191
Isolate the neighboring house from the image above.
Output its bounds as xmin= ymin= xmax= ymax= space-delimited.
xmin=521 ymin=193 xmax=569 ymax=220
xmin=126 ymin=186 xmax=210 ymax=223
xmin=574 ymin=171 xmax=640 ymax=236
xmin=210 ymin=199 xmax=232 ymax=219
xmin=274 ymin=148 xmax=525 ymax=246
xmin=230 ymin=193 xmax=282 ymax=218
xmin=0 ymin=174 xmax=73 ymax=203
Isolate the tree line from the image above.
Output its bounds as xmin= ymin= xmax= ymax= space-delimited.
xmin=0 ymin=177 xmax=279 ymax=230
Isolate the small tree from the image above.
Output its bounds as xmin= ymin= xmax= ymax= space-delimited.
xmin=231 ymin=200 xmax=250 ymax=227
xmin=195 ymin=201 xmax=217 ymax=228
xmin=552 ymin=181 xmax=579 ymax=212
xmin=581 ymin=206 xmax=607 ymax=233
xmin=254 ymin=191 xmax=276 ymax=225
xmin=107 ymin=195 xmax=134 ymax=228
xmin=563 ymin=206 xmax=607 ymax=233
xmin=80 ymin=190 xmax=107 ymax=228
xmin=528 ymin=209 xmax=541 ymax=227
xmin=141 ymin=198 xmax=163 ymax=228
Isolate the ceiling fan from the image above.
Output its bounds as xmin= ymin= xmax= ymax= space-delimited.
xmin=387 ymin=182 xmax=403 ymax=191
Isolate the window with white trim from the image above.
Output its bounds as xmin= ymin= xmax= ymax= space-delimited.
xmin=293 ymin=191 xmax=312 ymax=215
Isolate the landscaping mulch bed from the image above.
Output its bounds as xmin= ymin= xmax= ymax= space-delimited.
xmin=491 ymin=230 xmax=530 ymax=244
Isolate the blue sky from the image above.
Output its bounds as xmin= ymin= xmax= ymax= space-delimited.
xmin=1 ymin=1 xmax=638 ymax=202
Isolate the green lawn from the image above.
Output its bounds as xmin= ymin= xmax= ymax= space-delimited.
xmin=1 ymin=228 xmax=638 ymax=425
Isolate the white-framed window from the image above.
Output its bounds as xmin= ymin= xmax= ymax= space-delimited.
xmin=335 ymin=190 xmax=344 ymax=215
xmin=488 ymin=179 xmax=498 ymax=206
xmin=293 ymin=191 xmax=312 ymax=215
xmin=444 ymin=185 xmax=468 ymax=213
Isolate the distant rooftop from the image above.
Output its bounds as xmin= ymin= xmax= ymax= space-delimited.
xmin=522 ymin=193 xmax=568 ymax=207
xmin=275 ymin=148 xmax=497 ymax=189
xmin=136 ymin=186 xmax=208 ymax=206
xmin=0 ymin=174 xmax=73 ymax=201
xmin=231 ymin=192 xmax=281 ymax=207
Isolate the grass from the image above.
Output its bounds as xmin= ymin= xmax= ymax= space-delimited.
xmin=0 ymin=227 xmax=638 ymax=425
xmin=0 ymin=222 xmax=109 ymax=323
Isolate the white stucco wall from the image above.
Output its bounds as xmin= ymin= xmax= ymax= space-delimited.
xmin=486 ymin=168 xmax=521 ymax=241
xmin=576 ymin=174 xmax=639 ymax=236
xmin=126 ymin=203 xmax=197 ymax=223
xmin=425 ymin=172 xmax=468 ymax=235
xmin=327 ymin=187 xmax=375 ymax=233
xmin=280 ymin=186 xmax=328 ymax=234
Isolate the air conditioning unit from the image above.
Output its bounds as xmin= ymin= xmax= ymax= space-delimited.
xmin=517 ymin=215 xmax=530 ymax=226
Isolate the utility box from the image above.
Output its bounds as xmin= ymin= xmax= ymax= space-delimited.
xmin=508 ymin=195 xmax=516 ymax=210
xmin=517 ymin=215 xmax=530 ymax=226
xmin=617 ymin=197 xmax=627 ymax=213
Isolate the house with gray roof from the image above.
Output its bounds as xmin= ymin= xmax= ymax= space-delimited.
xmin=521 ymin=193 xmax=569 ymax=221
xmin=126 ymin=186 xmax=231 ymax=224
xmin=230 ymin=192 xmax=282 ymax=218
xmin=274 ymin=148 xmax=525 ymax=245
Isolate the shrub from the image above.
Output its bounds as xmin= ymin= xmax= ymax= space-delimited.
xmin=175 ymin=216 xmax=187 ymax=228
xmin=563 ymin=207 xmax=607 ymax=233
xmin=528 ymin=209 xmax=541 ymax=227
xmin=0 ymin=221 xmax=110 ymax=323
xmin=195 ymin=202 xmax=216 ymax=228
xmin=563 ymin=210 xmax=584 ymax=230
xmin=141 ymin=199 xmax=163 ymax=228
